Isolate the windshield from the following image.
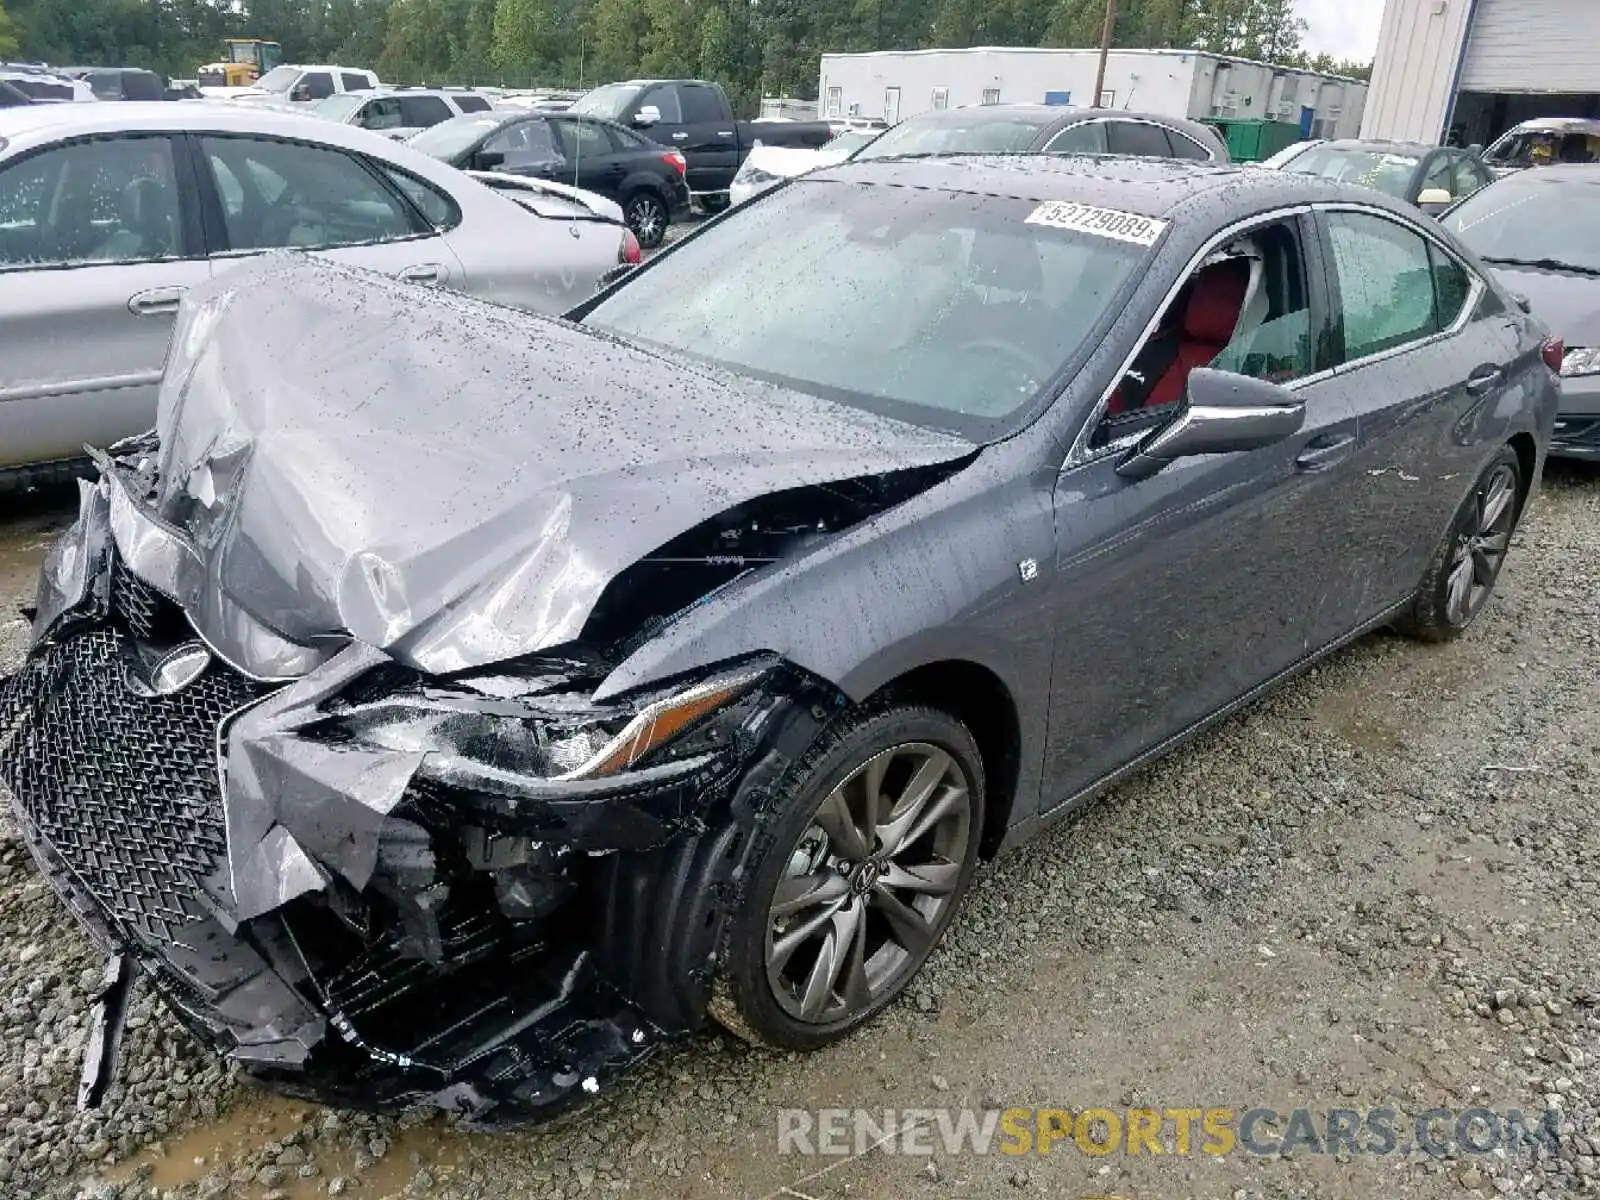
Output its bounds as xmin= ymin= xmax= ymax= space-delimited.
xmin=313 ymin=94 xmax=365 ymax=122
xmin=1484 ymin=128 xmax=1600 ymax=167
xmin=409 ymin=115 xmax=505 ymax=161
xmin=852 ymin=114 xmax=1049 ymax=160
xmin=1444 ymin=175 xmax=1600 ymax=274
xmin=583 ymin=180 xmax=1151 ymax=436
xmin=255 ymin=66 xmax=299 ymax=94
xmin=569 ymin=83 xmax=642 ymax=121
xmin=1282 ymin=145 xmax=1419 ymax=196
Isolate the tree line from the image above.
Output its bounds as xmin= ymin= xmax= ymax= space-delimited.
xmin=0 ymin=0 xmax=1371 ymax=114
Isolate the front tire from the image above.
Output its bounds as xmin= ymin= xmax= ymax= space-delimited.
xmin=623 ymin=192 xmax=668 ymax=249
xmin=1396 ymin=445 xmax=1523 ymax=642
xmin=712 ymin=706 xmax=984 ymax=1051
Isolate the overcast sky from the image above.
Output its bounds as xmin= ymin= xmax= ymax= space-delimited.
xmin=1296 ymin=0 xmax=1386 ymax=62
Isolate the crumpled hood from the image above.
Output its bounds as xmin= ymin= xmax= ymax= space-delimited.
xmin=145 ymin=256 xmax=974 ymax=678
xmin=1487 ymin=263 xmax=1600 ymax=347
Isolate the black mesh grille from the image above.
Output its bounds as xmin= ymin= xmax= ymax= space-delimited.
xmin=0 ymin=627 xmax=265 ymax=948
xmin=112 ymin=559 xmax=190 ymax=644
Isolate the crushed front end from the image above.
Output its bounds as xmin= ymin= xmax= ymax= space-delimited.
xmin=0 ymin=446 xmax=833 ymax=1128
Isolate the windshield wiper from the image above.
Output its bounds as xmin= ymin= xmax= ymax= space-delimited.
xmin=1479 ymin=255 xmax=1600 ymax=277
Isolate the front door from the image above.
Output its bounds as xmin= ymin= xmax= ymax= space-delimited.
xmin=0 ymin=133 xmax=212 ymax=470
xmin=1041 ymin=213 xmax=1362 ymax=801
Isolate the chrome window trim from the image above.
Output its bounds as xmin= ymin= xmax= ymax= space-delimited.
xmin=1065 ymin=204 xmax=1314 ymax=469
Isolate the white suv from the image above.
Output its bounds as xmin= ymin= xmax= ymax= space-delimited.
xmin=232 ymin=65 xmax=380 ymax=106
xmin=310 ymin=86 xmax=496 ymax=140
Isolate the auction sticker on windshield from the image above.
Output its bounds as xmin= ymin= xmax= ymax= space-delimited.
xmin=1025 ymin=201 xmax=1168 ymax=246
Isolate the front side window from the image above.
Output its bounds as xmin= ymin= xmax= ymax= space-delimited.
xmin=1098 ymin=219 xmax=1315 ymax=438
xmin=1044 ymin=121 xmax=1108 ymax=155
xmin=1420 ymin=153 xmax=1455 ymax=198
xmin=200 ymin=136 xmax=419 ymax=252
xmin=483 ymin=119 xmax=564 ymax=169
xmin=639 ymin=85 xmax=682 ymax=124
xmin=1326 ymin=211 xmax=1457 ymax=362
xmin=298 ymin=72 xmax=335 ymax=101
xmin=359 ymin=98 xmax=403 ymax=131
xmin=0 ymin=136 xmax=182 ymax=269
xmin=583 ymin=180 xmax=1151 ymax=437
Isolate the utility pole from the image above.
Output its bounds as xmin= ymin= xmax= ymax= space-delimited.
xmin=1092 ymin=0 xmax=1118 ymax=108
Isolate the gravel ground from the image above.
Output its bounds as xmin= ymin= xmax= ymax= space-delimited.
xmin=1 ymin=463 xmax=1598 ymax=1200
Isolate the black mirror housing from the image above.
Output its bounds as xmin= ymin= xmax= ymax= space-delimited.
xmin=1116 ymin=368 xmax=1306 ymax=480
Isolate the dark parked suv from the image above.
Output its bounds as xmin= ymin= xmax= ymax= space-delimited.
xmin=409 ymin=110 xmax=691 ymax=247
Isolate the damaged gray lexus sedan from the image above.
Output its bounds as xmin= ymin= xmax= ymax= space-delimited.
xmin=0 ymin=156 xmax=1561 ymax=1127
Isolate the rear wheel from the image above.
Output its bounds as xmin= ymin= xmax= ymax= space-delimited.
xmin=1395 ymin=445 xmax=1523 ymax=642
xmin=623 ymin=192 xmax=668 ymax=249
xmin=711 ymin=706 xmax=983 ymax=1050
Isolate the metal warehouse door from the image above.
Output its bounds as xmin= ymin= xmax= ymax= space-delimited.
xmin=1459 ymin=0 xmax=1600 ymax=93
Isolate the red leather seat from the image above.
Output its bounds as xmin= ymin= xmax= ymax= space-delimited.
xmin=1142 ymin=258 xmax=1251 ymax=409
xmin=1108 ymin=258 xmax=1251 ymax=414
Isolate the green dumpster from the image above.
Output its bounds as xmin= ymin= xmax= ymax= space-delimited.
xmin=1203 ymin=118 xmax=1305 ymax=164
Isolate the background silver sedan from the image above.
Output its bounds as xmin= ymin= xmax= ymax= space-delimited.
xmin=0 ymin=101 xmax=632 ymax=485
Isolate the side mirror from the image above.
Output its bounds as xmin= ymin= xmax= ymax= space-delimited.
xmin=1116 ymin=369 xmax=1305 ymax=481
xmin=1416 ymin=187 xmax=1454 ymax=210
xmin=474 ymin=149 xmax=505 ymax=169
xmin=633 ymin=105 xmax=661 ymax=127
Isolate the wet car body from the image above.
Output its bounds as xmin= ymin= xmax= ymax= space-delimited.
xmin=0 ymin=158 xmax=1559 ymax=1127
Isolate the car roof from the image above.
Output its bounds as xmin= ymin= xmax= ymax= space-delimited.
xmin=802 ymin=154 xmax=1420 ymax=220
xmin=1482 ymin=162 xmax=1600 ymax=183
xmin=0 ymin=100 xmax=419 ymax=149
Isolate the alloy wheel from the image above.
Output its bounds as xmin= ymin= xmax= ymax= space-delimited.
xmin=627 ymin=197 xmax=665 ymax=246
xmin=1445 ymin=461 xmax=1517 ymax=625
xmin=764 ymin=743 xmax=972 ymax=1024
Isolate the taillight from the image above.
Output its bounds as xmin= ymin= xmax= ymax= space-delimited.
xmin=1543 ymin=336 xmax=1565 ymax=374
xmin=619 ymin=226 xmax=641 ymax=264
xmin=662 ymin=151 xmax=686 ymax=175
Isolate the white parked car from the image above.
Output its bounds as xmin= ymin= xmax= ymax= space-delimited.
xmin=0 ymin=68 xmax=95 ymax=102
xmin=228 ymin=65 xmax=380 ymax=107
xmin=310 ymin=86 xmax=495 ymax=140
xmin=728 ymin=129 xmax=883 ymax=206
xmin=0 ymin=101 xmax=636 ymax=486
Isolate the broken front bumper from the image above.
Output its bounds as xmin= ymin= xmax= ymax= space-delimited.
xmin=0 ymin=484 xmax=822 ymax=1128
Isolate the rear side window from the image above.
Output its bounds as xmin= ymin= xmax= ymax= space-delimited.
xmin=1106 ymin=121 xmax=1176 ymax=158
xmin=680 ymin=84 xmax=724 ymax=123
xmin=400 ymin=96 xmax=453 ymax=128
xmin=1166 ymin=131 xmax=1212 ymax=161
xmin=1326 ymin=211 xmax=1467 ymax=362
xmin=455 ymin=94 xmax=492 ymax=114
xmin=341 ymin=73 xmax=371 ymax=93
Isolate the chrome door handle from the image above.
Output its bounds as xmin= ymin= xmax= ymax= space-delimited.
xmin=1294 ymin=431 xmax=1357 ymax=471
xmin=1465 ymin=365 xmax=1505 ymax=395
xmin=670 ymin=131 xmax=688 ymax=141
xmin=127 ymin=287 xmax=185 ymax=317
xmin=716 ymin=130 xmax=734 ymax=137
xmin=399 ymin=263 xmax=443 ymax=284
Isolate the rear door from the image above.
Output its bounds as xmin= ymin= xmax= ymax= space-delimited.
xmin=550 ymin=117 xmax=627 ymax=200
xmin=191 ymin=133 xmax=465 ymax=289
xmin=0 ymin=133 xmax=212 ymax=470
xmin=1306 ymin=204 xmax=1520 ymax=626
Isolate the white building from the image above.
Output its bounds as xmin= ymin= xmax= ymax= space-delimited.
xmin=1362 ymin=0 xmax=1600 ymax=146
xmin=817 ymin=47 xmax=1368 ymax=136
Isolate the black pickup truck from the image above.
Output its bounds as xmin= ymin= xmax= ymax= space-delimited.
xmin=568 ymin=79 xmax=834 ymax=208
